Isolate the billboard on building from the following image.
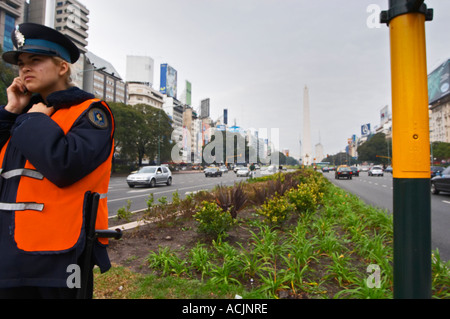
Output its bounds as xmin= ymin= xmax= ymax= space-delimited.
xmin=380 ymin=105 xmax=389 ymax=124
xmin=361 ymin=123 xmax=370 ymax=136
xmin=224 ymin=109 xmax=228 ymax=125
xmin=200 ymin=98 xmax=210 ymax=118
xmin=186 ymin=81 xmax=192 ymax=106
xmin=160 ymin=64 xmax=177 ymax=98
xmin=428 ymin=59 xmax=450 ymax=105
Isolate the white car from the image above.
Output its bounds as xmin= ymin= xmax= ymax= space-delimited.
xmin=368 ymin=166 xmax=384 ymax=177
xmin=219 ymin=165 xmax=228 ymax=173
xmin=236 ymin=167 xmax=250 ymax=177
xmin=127 ymin=165 xmax=172 ymax=187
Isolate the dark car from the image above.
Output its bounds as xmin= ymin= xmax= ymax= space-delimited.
xmin=431 ymin=166 xmax=445 ymax=178
xmin=204 ymin=167 xmax=222 ymax=177
xmin=335 ymin=167 xmax=353 ymax=180
xmin=350 ymin=166 xmax=359 ymax=177
xmin=431 ymin=166 xmax=450 ymax=195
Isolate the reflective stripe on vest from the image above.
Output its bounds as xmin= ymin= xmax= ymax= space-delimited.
xmin=0 ymin=168 xmax=44 ymax=180
xmin=0 ymin=99 xmax=114 ymax=252
xmin=0 ymin=202 xmax=44 ymax=211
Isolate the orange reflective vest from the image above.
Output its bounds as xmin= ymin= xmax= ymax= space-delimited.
xmin=0 ymin=98 xmax=114 ymax=253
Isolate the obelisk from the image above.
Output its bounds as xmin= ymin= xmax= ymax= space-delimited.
xmin=302 ymin=85 xmax=312 ymax=166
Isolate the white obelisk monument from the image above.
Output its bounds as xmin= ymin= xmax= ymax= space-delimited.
xmin=302 ymin=85 xmax=312 ymax=166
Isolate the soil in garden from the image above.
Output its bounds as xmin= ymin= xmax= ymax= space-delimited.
xmin=107 ymin=209 xmax=256 ymax=276
xmin=105 ymin=209 xmax=343 ymax=299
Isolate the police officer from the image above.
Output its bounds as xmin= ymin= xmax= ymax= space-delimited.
xmin=0 ymin=23 xmax=115 ymax=298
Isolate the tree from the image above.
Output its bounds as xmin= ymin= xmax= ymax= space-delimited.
xmin=108 ymin=102 xmax=173 ymax=170
xmin=431 ymin=141 xmax=450 ymax=163
xmin=357 ymin=132 xmax=391 ymax=165
xmin=0 ymin=45 xmax=17 ymax=105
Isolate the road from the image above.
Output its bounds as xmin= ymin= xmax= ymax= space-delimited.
xmin=106 ymin=168 xmax=449 ymax=261
xmin=106 ymin=169 xmax=257 ymax=216
xmin=323 ymin=170 xmax=450 ymax=262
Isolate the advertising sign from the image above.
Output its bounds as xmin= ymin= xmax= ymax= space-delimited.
xmin=200 ymin=98 xmax=210 ymax=118
xmin=361 ymin=123 xmax=371 ymax=136
xmin=428 ymin=59 xmax=450 ymax=105
xmin=380 ymin=105 xmax=389 ymax=124
xmin=186 ymin=81 xmax=192 ymax=106
xmin=160 ymin=63 xmax=177 ymax=98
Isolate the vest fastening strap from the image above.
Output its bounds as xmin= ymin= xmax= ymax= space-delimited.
xmin=0 ymin=168 xmax=44 ymax=180
xmin=0 ymin=202 xmax=44 ymax=211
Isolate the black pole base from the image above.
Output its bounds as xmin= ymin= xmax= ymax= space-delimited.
xmin=393 ymin=178 xmax=431 ymax=299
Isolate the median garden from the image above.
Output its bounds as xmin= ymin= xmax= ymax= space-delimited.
xmin=94 ymin=169 xmax=450 ymax=299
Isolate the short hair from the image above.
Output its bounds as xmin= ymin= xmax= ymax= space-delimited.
xmin=52 ymin=56 xmax=74 ymax=87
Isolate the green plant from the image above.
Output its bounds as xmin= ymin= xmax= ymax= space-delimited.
xmin=146 ymin=193 xmax=154 ymax=211
xmin=431 ymin=249 xmax=450 ymax=298
xmin=193 ymin=201 xmax=235 ymax=238
xmin=172 ymin=190 xmax=181 ymax=206
xmin=146 ymin=246 xmax=188 ymax=277
xmin=188 ymin=243 xmax=213 ymax=280
xmin=257 ymin=262 xmax=292 ymax=298
xmin=116 ymin=199 xmax=132 ymax=222
xmin=325 ymin=252 xmax=357 ymax=287
xmin=158 ymin=196 xmax=168 ymax=205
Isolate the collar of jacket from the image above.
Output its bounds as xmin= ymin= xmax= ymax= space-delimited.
xmin=28 ymin=87 xmax=95 ymax=111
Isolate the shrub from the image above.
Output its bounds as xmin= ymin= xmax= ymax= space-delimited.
xmin=287 ymin=182 xmax=323 ymax=214
xmin=256 ymin=194 xmax=295 ymax=225
xmin=193 ymin=201 xmax=235 ymax=238
xmin=214 ymin=183 xmax=248 ymax=218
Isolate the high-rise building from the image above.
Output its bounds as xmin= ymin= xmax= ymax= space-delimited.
xmin=302 ymin=85 xmax=312 ymax=165
xmin=0 ymin=0 xmax=26 ymax=52
xmin=27 ymin=0 xmax=89 ymax=54
xmin=84 ymin=51 xmax=126 ymax=103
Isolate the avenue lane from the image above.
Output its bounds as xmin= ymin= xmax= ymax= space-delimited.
xmin=106 ymin=170 xmax=258 ymax=216
xmin=323 ymin=170 xmax=450 ymax=262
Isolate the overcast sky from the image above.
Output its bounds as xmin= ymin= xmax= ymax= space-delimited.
xmin=80 ymin=0 xmax=450 ymax=158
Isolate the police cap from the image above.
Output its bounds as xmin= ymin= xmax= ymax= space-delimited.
xmin=2 ymin=23 xmax=80 ymax=65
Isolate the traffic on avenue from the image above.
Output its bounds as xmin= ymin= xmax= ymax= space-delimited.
xmin=106 ymin=165 xmax=450 ymax=262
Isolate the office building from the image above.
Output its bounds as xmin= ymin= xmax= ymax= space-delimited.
xmin=84 ymin=51 xmax=126 ymax=103
xmin=0 ymin=0 xmax=26 ymax=52
xmin=28 ymin=0 xmax=89 ymax=53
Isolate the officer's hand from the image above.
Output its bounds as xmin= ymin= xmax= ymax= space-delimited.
xmin=28 ymin=102 xmax=55 ymax=117
xmin=5 ymin=77 xmax=32 ymax=114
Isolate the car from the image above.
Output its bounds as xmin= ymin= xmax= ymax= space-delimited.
xmin=384 ymin=166 xmax=393 ymax=173
xmin=368 ymin=166 xmax=384 ymax=176
xmin=204 ymin=167 xmax=222 ymax=177
xmin=431 ymin=166 xmax=445 ymax=178
xmin=321 ymin=166 xmax=329 ymax=173
xmin=219 ymin=165 xmax=229 ymax=173
xmin=236 ymin=167 xmax=251 ymax=177
xmin=350 ymin=166 xmax=359 ymax=177
xmin=127 ymin=165 xmax=172 ymax=188
xmin=233 ymin=165 xmax=246 ymax=173
xmin=431 ymin=166 xmax=450 ymax=195
xmin=335 ymin=166 xmax=352 ymax=179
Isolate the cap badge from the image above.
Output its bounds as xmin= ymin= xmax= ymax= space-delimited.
xmin=15 ymin=26 xmax=25 ymax=49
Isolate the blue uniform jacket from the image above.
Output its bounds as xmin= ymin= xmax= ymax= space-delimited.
xmin=0 ymin=87 xmax=114 ymax=288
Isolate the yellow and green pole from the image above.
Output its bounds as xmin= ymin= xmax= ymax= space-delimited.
xmin=381 ymin=0 xmax=433 ymax=299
